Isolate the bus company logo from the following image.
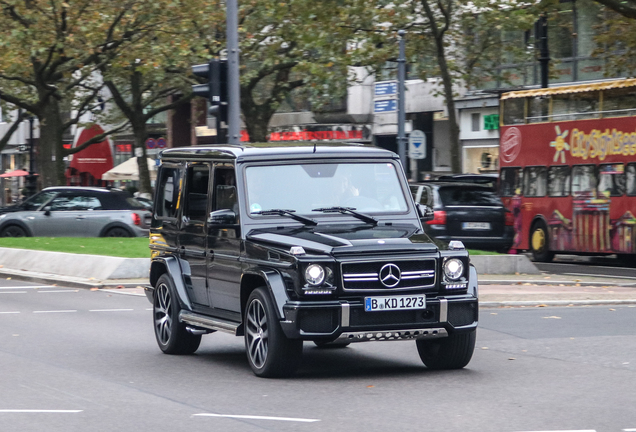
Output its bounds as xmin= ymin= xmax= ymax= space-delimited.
xmin=501 ymin=127 xmax=522 ymax=163
xmin=550 ymin=126 xmax=570 ymax=163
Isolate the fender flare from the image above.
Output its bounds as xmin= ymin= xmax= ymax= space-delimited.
xmin=150 ymin=255 xmax=192 ymax=311
xmin=241 ymin=267 xmax=289 ymax=319
xmin=99 ymin=222 xmax=135 ymax=237
xmin=0 ymin=220 xmax=33 ymax=236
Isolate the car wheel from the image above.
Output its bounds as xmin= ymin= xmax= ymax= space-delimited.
xmin=416 ymin=329 xmax=476 ymax=370
xmin=0 ymin=225 xmax=28 ymax=237
xmin=530 ymin=221 xmax=554 ymax=262
xmin=244 ymin=287 xmax=303 ymax=378
xmin=153 ymin=274 xmax=201 ymax=355
xmin=104 ymin=227 xmax=131 ymax=237
xmin=313 ymin=340 xmax=351 ymax=349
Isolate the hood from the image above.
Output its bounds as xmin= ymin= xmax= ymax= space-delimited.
xmin=0 ymin=204 xmax=22 ymax=215
xmin=246 ymin=223 xmax=438 ymax=256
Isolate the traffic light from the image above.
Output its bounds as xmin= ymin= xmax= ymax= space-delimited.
xmin=191 ymin=59 xmax=228 ymax=123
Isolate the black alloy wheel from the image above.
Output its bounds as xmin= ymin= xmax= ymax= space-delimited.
xmin=104 ymin=227 xmax=131 ymax=237
xmin=153 ymin=274 xmax=201 ymax=355
xmin=0 ymin=225 xmax=27 ymax=237
xmin=530 ymin=221 xmax=555 ymax=263
xmin=244 ymin=287 xmax=303 ymax=378
xmin=416 ymin=329 xmax=476 ymax=370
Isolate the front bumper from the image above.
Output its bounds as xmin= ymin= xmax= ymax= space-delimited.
xmin=279 ymin=294 xmax=478 ymax=341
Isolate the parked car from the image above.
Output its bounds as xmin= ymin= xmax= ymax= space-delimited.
xmin=146 ymin=143 xmax=479 ymax=378
xmin=0 ymin=187 xmax=151 ymax=237
xmin=410 ymin=181 xmax=513 ymax=252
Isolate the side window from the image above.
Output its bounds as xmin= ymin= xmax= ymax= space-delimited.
xmin=84 ymin=196 xmax=103 ymax=210
xmin=214 ymin=167 xmax=238 ymax=215
xmin=156 ymin=166 xmax=182 ymax=219
xmin=598 ymin=163 xmax=625 ymax=197
xmin=627 ymin=163 xmax=636 ymax=196
xmin=548 ymin=166 xmax=571 ymax=197
xmin=49 ymin=194 xmax=84 ymax=211
xmin=500 ymin=167 xmax=522 ymax=197
xmin=522 ymin=166 xmax=547 ymax=197
xmin=572 ymin=165 xmax=597 ymax=194
xmin=23 ymin=191 xmax=57 ymax=211
xmin=184 ymin=165 xmax=210 ymax=222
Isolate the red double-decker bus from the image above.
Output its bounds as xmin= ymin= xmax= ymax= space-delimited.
xmin=499 ymin=79 xmax=636 ymax=263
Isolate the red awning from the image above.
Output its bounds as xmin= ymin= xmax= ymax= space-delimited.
xmin=67 ymin=125 xmax=114 ymax=180
xmin=0 ymin=169 xmax=30 ymax=178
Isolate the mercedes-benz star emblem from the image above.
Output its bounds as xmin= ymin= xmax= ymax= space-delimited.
xmin=379 ymin=263 xmax=401 ymax=287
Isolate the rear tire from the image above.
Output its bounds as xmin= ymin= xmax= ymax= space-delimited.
xmin=104 ymin=227 xmax=131 ymax=237
xmin=0 ymin=225 xmax=28 ymax=237
xmin=245 ymin=287 xmax=303 ymax=378
xmin=416 ymin=330 xmax=476 ymax=370
xmin=530 ymin=221 xmax=554 ymax=262
xmin=153 ymin=274 xmax=201 ymax=355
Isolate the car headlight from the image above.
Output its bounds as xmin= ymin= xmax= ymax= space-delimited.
xmin=305 ymin=264 xmax=326 ymax=286
xmin=443 ymin=258 xmax=464 ymax=281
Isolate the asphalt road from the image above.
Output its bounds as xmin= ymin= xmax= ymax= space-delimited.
xmin=1 ymin=279 xmax=635 ymax=432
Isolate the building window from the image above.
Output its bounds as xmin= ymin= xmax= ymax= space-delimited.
xmin=471 ymin=113 xmax=480 ymax=131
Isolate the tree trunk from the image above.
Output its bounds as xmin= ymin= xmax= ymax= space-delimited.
xmin=435 ymin=42 xmax=462 ymax=174
xmin=37 ymin=100 xmax=66 ymax=188
xmin=241 ymin=89 xmax=275 ymax=143
xmin=132 ymin=121 xmax=152 ymax=195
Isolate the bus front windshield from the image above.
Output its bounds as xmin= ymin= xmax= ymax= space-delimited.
xmin=245 ymin=162 xmax=408 ymax=216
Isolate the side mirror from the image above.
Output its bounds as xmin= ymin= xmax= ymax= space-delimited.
xmin=43 ymin=206 xmax=52 ymax=216
xmin=416 ymin=203 xmax=434 ymax=221
xmin=208 ymin=209 xmax=236 ymax=225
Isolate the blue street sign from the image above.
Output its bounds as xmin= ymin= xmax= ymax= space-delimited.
xmin=374 ymin=81 xmax=397 ymax=97
xmin=374 ymin=99 xmax=397 ymax=113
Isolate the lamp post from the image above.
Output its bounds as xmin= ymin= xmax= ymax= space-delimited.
xmin=24 ymin=114 xmax=37 ymax=197
xmin=397 ymin=30 xmax=407 ymax=170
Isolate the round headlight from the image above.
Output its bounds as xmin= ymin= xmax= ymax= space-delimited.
xmin=443 ymin=258 xmax=464 ymax=280
xmin=305 ymin=264 xmax=326 ymax=286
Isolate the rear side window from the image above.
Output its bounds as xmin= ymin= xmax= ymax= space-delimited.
xmin=438 ymin=186 xmax=502 ymax=206
xmin=156 ymin=166 xmax=182 ymax=219
xmin=184 ymin=165 xmax=210 ymax=221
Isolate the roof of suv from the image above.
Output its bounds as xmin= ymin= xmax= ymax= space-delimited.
xmin=160 ymin=143 xmax=396 ymax=162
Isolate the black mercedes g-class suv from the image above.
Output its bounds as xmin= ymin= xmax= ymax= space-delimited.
xmin=146 ymin=143 xmax=478 ymax=377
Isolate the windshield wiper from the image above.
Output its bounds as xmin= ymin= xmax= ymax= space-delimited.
xmin=311 ymin=206 xmax=378 ymax=225
xmin=253 ymin=209 xmax=317 ymax=226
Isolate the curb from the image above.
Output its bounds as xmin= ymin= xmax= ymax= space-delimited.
xmin=0 ymin=270 xmax=146 ymax=290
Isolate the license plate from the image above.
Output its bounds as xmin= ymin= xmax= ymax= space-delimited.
xmin=365 ymin=295 xmax=426 ymax=312
xmin=462 ymin=222 xmax=490 ymax=230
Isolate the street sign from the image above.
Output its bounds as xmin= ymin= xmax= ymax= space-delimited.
xmin=374 ymin=81 xmax=397 ymax=97
xmin=408 ymin=130 xmax=426 ymax=160
xmin=374 ymin=99 xmax=397 ymax=113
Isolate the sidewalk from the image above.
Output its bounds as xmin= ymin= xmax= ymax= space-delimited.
xmin=2 ymin=267 xmax=635 ymax=307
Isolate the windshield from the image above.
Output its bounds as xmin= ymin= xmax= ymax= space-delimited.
xmin=245 ymin=162 xmax=408 ymax=215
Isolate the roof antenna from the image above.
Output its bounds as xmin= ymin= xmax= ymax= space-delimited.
xmin=313 ymin=142 xmax=316 ymax=153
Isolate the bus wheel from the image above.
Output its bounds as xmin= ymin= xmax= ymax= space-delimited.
xmin=530 ymin=222 xmax=554 ymax=263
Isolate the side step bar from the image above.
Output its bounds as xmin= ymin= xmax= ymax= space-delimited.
xmin=180 ymin=311 xmax=241 ymax=336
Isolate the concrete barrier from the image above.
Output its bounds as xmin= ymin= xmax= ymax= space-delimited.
xmin=0 ymin=247 xmax=150 ymax=280
xmin=469 ymin=254 xmax=540 ymax=275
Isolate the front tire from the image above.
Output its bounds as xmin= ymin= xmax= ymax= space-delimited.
xmin=416 ymin=330 xmax=476 ymax=370
xmin=245 ymin=287 xmax=303 ymax=378
xmin=153 ymin=274 xmax=201 ymax=355
xmin=0 ymin=225 xmax=28 ymax=237
xmin=530 ymin=221 xmax=554 ymax=262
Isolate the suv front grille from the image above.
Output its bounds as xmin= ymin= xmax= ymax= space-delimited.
xmin=341 ymin=259 xmax=436 ymax=291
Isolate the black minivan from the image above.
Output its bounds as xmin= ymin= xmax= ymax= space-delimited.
xmin=411 ymin=181 xmax=514 ymax=252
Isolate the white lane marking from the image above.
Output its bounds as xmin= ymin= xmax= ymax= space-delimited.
xmin=0 ymin=286 xmax=56 ymax=290
xmin=0 ymin=410 xmax=83 ymax=413
xmin=0 ymin=311 xmax=20 ymax=314
xmin=0 ymin=291 xmax=27 ymax=294
xmin=33 ymin=310 xmax=77 ymax=314
xmin=516 ymin=430 xmax=596 ymax=432
xmin=37 ymin=290 xmax=79 ymax=293
xmin=193 ymin=413 xmax=320 ymax=423
xmin=623 ymin=429 xmax=636 ymax=431
xmin=89 ymin=309 xmax=134 ymax=312
xmin=100 ymin=289 xmax=145 ymax=297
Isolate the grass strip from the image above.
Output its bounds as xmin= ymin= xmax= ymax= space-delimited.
xmin=0 ymin=237 xmax=150 ymax=258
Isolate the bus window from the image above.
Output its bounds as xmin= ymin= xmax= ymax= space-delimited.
xmin=627 ymin=163 xmax=636 ymax=196
xmin=522 ymin=166 xmax=547 ymax=197
xmin=598 ymin=164 xmax=626 ymax=197
xmin=500 ymin=167 xmax=522 ymax=196
xmin=528 ymin=96 xmax=549 ymax=123
xmin=603 ymin=87 xmax=636 ymax=118
xmin=548 ymin=166 xmax=571 ymax=197
xmin=502 ymin=99 xmax=525 ymax=125
xmin=552 ymin=92 xmax=599 ymax=121
xmin=571 ymin=165 xmax=597 ymax=194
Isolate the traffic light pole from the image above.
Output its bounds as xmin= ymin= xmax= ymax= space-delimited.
xmin=226 ymin=0 xmax=241 ymax=145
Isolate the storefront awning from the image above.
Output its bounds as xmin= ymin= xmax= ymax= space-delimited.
xmin=0 ymin=169 xmax=30 ymax=178
xmin=102 ymin=157 xmax=157 ymax=181
xmin=68 ymin=125 xmax=113 ymax=180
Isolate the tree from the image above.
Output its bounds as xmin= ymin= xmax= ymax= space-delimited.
xmin=594 ymin=0 xmax=636 ymax=19
xmin=592 ymin=1 xmax=636 ymax=76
